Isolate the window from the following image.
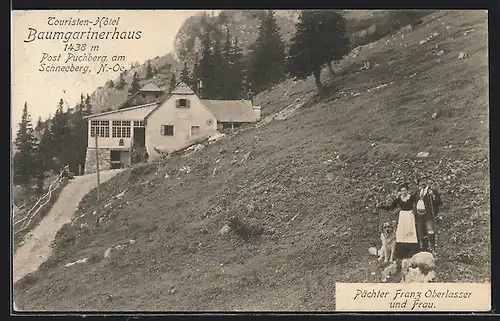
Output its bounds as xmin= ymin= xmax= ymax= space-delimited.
xmin=176 ymin=98 xmax=190 ymax=108
xmin=191 ymin=125 xmax=200 ymax=136
xmin=161 ymin=125 xmax=174 ymax=136
xmin=90 ymin=120 xmax=110 ymax=138
xmin=134 ymin=121 xmax=145 ymax=127
xmin=112 ymin=120 xmax=131 ymax=138
xmin=155 ymin=93 xmax=159 ymax=98
xmin=141 ymin=93 xmax=146 ymax=98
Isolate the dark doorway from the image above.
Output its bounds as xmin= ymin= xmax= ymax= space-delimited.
xmin=110 ymin=150 xmax=120 ymax=162
xmin=133 ymin=127 xmax=146 ymax=147
xmin=110 ymin=150 xmax=123 ymax=169
xmin=132 ymin=127 xmax=147 ymax=164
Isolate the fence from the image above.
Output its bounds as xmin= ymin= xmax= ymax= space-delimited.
xmin=13 ymin=169 xmax=67 ymax=236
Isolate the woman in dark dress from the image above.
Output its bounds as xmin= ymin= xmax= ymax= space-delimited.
xmin=377 ymin=183 xmax=421 ymax=261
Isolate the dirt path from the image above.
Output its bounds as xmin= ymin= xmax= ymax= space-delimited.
xmin=13 ymin=169 xmax=124 ymax=284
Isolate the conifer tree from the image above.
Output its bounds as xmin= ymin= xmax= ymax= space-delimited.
xmin=192 ymin=53 xmax=200 ymax=92
xmin=70 ymin=94 xmax=90 ymax=173
xmin=35 ymin=116 xmax=44 ymax=132
xmin=13 ymin=102 xmax=38 ymax=190
xmin=180 ymin=62 xmax=191 ymax=85
xmin=146 ymin=60 xmax=154 ymax=79
xmin=229 ymin=37 xmax=244 ymax=99
xmin=221 ymin=29 xmax=233 ymax=99
xmin=286 ymin=10 xmax=350 ymax=93
xmin=249 ymin=10 xmax=287 ymax=93
xmin=84 ymin=94 xmax=93 ymax=116
xmin=199 ymin=31 xmax=215 ymax=98
xmin=128 ymin=72 xmax=141 ymax=96
xmin=49 ymin=99 xmax=74 ymax=170
xmin=75 ymin=94 xmax=85 ymax=115
xmin=115 ymin=72 xmax=126 ymax=89
xmin=35 ymin=123 xmax=51 ymax=193
xmin=169 ymin=73 xmax=177 ymax=93
xmin=212 ymin=38 xmax=224 ymax=99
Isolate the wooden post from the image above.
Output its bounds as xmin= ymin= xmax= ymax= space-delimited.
xmin=95 ymin=134 xmax=101 ymax=202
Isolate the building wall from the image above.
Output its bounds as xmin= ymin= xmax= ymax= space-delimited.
xmin=145 ymin=94 xmax=217 ymax=159
xmin=84 ymin=147 xmax=111 ymax=174
xmin=87 ymin=104 xmax=155 ymax=149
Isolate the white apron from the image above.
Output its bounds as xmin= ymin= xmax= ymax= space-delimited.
xmin=396 ymin=210 xmax=418 ymax=243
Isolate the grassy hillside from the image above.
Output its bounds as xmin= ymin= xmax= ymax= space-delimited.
xmin=14 ymin=10 xmax=489 ymax=311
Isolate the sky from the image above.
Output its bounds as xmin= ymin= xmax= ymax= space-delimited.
xmin=11 ymin=10 xmax=210 ymax=132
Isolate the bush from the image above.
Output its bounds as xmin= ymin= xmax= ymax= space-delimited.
xmin=228 ymin=216 xmax=264 ymax=242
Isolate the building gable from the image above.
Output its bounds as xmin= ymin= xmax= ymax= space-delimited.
xmin=139 ymin=83 xmax=163 ymax=92
xmin=144 ymin=82 xmax=214 ymax=120
xmin=170 ymin=82 xmax=195 ymax=95
xmin=145 ymin=93 xmax=216 ymax=121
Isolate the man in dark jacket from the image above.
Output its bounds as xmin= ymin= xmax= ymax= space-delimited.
xmin=415 ymin=175 xmax=442 ymax=255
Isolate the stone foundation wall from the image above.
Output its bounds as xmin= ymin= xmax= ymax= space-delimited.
xmin=84 ymin=148 xmax=111 ymax=174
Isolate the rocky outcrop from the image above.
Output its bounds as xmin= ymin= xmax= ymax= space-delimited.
xmin=401 ymin=252 xmax=437 ymax=283
xmin=172 ymin=10 xmax=296 ymax=63
xmin=379 ymin=252 xmax=437 ymax=283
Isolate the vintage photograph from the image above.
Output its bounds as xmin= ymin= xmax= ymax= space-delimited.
xmin=11 ymin=9 xmax=489 ymax=311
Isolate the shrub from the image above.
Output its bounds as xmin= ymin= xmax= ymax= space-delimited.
xmin=228 ymin=216 xmax=264 ymax=242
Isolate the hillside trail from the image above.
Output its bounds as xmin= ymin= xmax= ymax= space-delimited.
xmin=13 ymin=169 xmax=124 ymax=284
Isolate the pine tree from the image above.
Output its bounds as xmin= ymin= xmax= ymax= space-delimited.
xmin=49 ymin=99 xmax=74 ymax=170
xmin=169 ymin=73 xmax=177 ymax=93
xmin=180 ymin=62 xmax=191 ymax=85
xmin=35 ymin=124 xmax=51 ymax=192
xmin=128 ymin=72 xmax=141 ymax=96
xmin=229 ymin=37 xmax=244 ymax=99
xmin=75 ymin=94 xmax=85 ymax=114
xmin=35 ymin=116 xmax=43 ymax=132
xmin=13 ymin=102 xmax=39 ymax=190
xmin=221 ymin=29 xmax=233 ymax=99
xmin=84 ymin=94 xmax=93 ymax=116
xmin=115 ymin=72 xmax=126 ymax=89
xmin=199 ymin=31 xmax=215 ymax=99
xmin=192 ymin=53 xmax=200 ymax=91
xmin=146 ymin=60 xmax=154 ymax=79
xmin=249 ymin=10 xmax=287 ymax=94
xmin=70 ymin=95 xmax=90 ymax=174
xmin=286 ymin=10 xmax=350 ymax=93
xmin=212 ymin=38 xmax=224 ymax=99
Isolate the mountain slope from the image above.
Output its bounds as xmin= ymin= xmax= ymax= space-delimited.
xmin=172 ymin=10 xmax=297 ymax=63
xmin=14 ymin=10 xmax=489 ymax=311
xmin=87 ymin=10 xmax=430 ymax=115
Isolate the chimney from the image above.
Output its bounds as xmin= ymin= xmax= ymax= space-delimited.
xmin=197 ymin=79 xmax=203 ymax=99
xmin=253 ymin=106 xmax=261 ymax=121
